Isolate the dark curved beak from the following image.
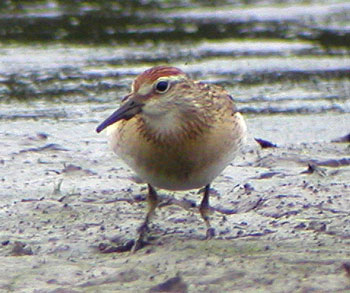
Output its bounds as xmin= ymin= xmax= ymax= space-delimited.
xmin=96 ymin=99 xmax=143 ymax=133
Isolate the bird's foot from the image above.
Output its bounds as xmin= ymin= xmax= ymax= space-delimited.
xmin=131 ymin=222 xmax=150 ymax=252
xmin=132 ymin=237 xmax=147 ymax=252
xmin=206 ymin=227 xmax=216 ymax=239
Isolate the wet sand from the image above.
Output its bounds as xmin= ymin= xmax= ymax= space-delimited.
xmin=0 ymin=0 xmax=350 ymax=291
xmin=1 ymin=107 xmax=350 ymax=292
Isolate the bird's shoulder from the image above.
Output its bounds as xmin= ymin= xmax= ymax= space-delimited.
xmin=194 ymin=81 xmax=238 ymax=114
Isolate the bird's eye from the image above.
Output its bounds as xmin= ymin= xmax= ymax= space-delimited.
xmin=155 ymin=81 xmax=169 ymax=93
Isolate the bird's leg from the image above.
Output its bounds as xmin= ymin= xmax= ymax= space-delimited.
xmin=133 ymin=184 xmax=159 ymax=251
xmin=138 ymin=184 xmax=159 ymax=235
xmin=199 ymin=184 xmax=216 ymax=239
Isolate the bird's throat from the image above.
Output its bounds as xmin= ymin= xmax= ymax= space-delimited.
xmin=142 ymin=110 xmax=182 ymax=135
xmin=140 ymin=110 xmax=207 ymax=144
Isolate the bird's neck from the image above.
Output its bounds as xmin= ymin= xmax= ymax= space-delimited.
xmin=139 ymin=109 xmax=210 ymax=144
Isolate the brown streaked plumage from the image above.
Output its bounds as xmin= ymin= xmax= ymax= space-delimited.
xmin=132 ymin=66 xmax=185 ymax=92
xmin=96 ymin=65 xmax=247 ymax=251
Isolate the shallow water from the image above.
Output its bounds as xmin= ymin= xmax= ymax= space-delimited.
xmin=0 ymin=0 xmax=349 ymax=115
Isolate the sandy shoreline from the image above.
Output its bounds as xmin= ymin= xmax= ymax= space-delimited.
xmin=1 ymin=108 xmax=349 ymax=291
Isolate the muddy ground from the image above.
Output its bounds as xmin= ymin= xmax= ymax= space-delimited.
xmin=1 ymin=109 xmax=350 ymax=292
xmin=1 ymin=0 xmax=350 ymax=292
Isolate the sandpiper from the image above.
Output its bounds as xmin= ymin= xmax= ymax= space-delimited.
xmin=96 ymin=66 xmax=247 ymax=250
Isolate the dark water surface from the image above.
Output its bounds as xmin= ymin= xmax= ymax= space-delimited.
xmin=0 ymin=0 xmax=349 ymax=117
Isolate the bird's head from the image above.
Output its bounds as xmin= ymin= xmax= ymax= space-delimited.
xmin=96 ymin=66 xmax=191 ymax=133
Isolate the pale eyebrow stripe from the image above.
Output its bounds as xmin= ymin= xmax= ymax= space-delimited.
xmin=136 ymin=75 xmax=186 ymax=95
xmin=137 ymin=83 xmax=153 ymax=95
